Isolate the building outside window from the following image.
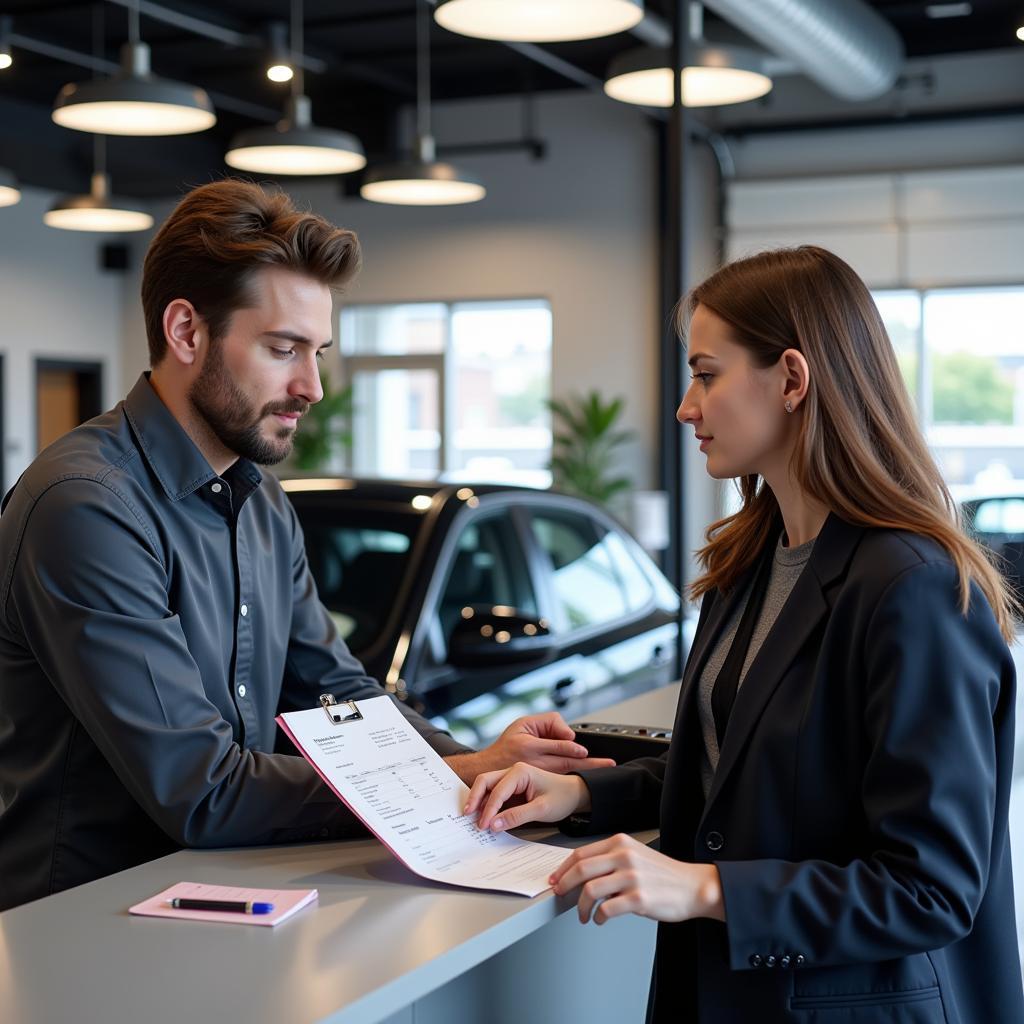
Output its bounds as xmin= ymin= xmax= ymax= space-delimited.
xmin=340 ymin=299 xmax=552 ymax=486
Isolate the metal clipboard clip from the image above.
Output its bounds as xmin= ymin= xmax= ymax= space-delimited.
xmin=320 ymin=693 xmax=363 ymax=725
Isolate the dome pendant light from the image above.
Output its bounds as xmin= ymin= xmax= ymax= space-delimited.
xmin=44 ymin=137 xmax=153 ymax=232
xmin=52 ymin=1 xmax=214 ymax=136
xmin=225 ymin=0 xmax=364 ymax=175
xmin=604 ymin=3 xmax=771 ymax=108
xmin=604 ymin=43 xmax=772 ymax=107
xmin=361 ymin=1 xmax=485 ymax=206
xmin=0 ymin=168 xmax=21 ymax=208
xmin=434 ymin=0 xmax=644 ymax=43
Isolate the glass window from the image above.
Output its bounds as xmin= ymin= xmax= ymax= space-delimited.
xmin=343 ymin=303 xmax=446 ymax=355
xmin=339 ymin=299 xmax=552 ymax=485
xmin=449 ymin=300 xmax=552 ymax=488
xmin=435 ymin=515 xmax=538 ymax=648
xmin=922 ymin=287 xmax=1024 ymax=495
xmin=350 ymin=367 xmax=441 ymax=479
xmin=531 ymin=512 xmax=629 ymax=630
xmin=872 ymin=290 xmax=921 ymax=406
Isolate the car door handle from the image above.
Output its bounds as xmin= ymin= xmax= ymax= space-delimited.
xmin=552 ymin=677 xmax=575 ymax=706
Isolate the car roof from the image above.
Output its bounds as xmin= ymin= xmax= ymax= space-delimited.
xmin=279 ymin=476 xmax=550 ymax=504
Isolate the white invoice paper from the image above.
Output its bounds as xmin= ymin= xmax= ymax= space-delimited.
xmin=277 ymin=696 xmax=568 ymax=897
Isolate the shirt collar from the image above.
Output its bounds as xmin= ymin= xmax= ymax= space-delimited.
xmin=123 ymin=372 xmax=263 ymax=502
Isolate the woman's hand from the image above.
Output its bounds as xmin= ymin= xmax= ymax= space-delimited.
xmin=549 ymin=833 xmax=726 ymax=926
xmin=464 ymin=762 xmax=591 ymax=831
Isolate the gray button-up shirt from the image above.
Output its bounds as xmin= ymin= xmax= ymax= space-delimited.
xmin=0 ymin=373 xmax=468 ymax=911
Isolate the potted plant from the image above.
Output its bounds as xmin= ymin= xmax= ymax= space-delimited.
xmin=547 ymin=390 xmax=635 ymax=507
xmin=291 ymin=370 xmax=354 ymax=472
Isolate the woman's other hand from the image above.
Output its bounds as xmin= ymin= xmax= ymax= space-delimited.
xmin=550 ymin=833 xmax=726 ymax=925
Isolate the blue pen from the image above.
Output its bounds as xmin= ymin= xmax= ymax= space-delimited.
xmin=169 ymin=897 xmax=275 ymax=914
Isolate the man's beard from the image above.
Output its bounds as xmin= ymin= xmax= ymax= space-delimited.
xmin=189 ymin=344 xmax=307 ymax=466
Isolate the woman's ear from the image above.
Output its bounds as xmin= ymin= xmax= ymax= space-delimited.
xmin=780 ymin=348 xmax=810 ymax=412
xmin=162 ymin=299 xmax=204 ymax=368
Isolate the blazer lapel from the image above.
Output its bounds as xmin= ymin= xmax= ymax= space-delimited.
xmin=701 ymin=513 xmax=866 ymax=812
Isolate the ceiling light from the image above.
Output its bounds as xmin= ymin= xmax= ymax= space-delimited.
xmin=1017 ymin=24 xmax=1024 ymax=42
xmin=267 ymin=63 xmax=294 ymax=83
xmin=52 ymin=41 xmax=216 ymax=134
xmin=0 ymin=16 xmax=13 ymax=70
xmin=226 ymin=95 xmax=364 ymax=175
xmin=266 ymin=21 xmax=294 ymax=82
xmin=434 ymin=0 xmax=644 ymax=43
xmin=605 ymin=45 xmax=773 ymax=107
xmin=0 ymin=168 xmax=21 ymax=208
xmin=45 ymin=172 xmax=153 ymax=232
xmin=226 ymin=0 xmax=364 ymax=175
xmin=362 ymin=1 xmax=485 ymax=205
xmin=53 ymin=0 xmax=213 ymax=136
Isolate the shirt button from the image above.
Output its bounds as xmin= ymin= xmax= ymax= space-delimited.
xmin=705 ymin=831 xmax=724 ymax=852
xmin=240 ymin=604 xmax=248 ymax=617
xmin=237 ymin=684 xmax=247 ymax=698
xmin=211 ymin=482 xmax=222 ymax=494
xmin=748 ymin=954 xmax=763 ymax=968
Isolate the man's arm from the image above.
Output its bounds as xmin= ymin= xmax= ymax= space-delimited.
xmin=7 ymin=478 xmax=359 ymax=846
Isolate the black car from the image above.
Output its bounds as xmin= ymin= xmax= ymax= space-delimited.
xmin=282 ymin=478 xmax=682 ymax=747
xmin=960 ymin=490 xmax=1024 ymax=597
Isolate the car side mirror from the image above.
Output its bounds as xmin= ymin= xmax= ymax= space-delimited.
xmin=447 ymin=606 xmax=553 ymax=667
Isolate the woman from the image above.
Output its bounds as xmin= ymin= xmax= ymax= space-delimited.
xmin=466 ymin=246 xmax=1024 ymax=1023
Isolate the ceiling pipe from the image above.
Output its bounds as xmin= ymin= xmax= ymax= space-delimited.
xmin=699 ymin=0 xmax=904 ymax=100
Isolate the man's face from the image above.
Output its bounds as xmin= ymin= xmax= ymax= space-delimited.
xmin=189 ymin=266 xmax=333 ymax=465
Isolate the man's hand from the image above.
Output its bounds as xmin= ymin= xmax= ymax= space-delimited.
xmin=444 ymin=711 xmax=615 ymax=785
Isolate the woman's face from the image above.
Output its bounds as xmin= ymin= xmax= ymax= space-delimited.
xmin=677 ymin=303 xmax=790 ymax=480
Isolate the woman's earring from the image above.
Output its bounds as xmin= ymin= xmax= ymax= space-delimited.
xmin=785 ymin=401 xmax=793 ymax=413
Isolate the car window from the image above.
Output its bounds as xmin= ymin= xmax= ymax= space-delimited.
xmin=297 ymin=509 xmax=419 ymax=655
xmin=973 ymin=498 xmax=1024 ymax=535
xmin=530 ymin=511 xmax=630 ymax=630
xmin=603 ymin=529 xmax=654 ymax=612
xmin=436 ymin=513 xmax=538 ymax=648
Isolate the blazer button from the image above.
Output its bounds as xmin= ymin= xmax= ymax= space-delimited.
xmin=780 ymin=955 xmax=792 ymax=969
xmin=748 ymin=954 xmax=763 ymax=968
xmin=705 ymin=831 xmax=724 ymax=852
xmin=765 ymin=955 xmax=777 ymax=968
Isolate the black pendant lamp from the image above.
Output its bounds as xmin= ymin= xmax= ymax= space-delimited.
xmin=52 ymin=0 xmax=214 ymax=136
xmin=225 ymin=0 xmax=365 ymax=176
xmin=361 ymin=0 xmax=485 ymax=205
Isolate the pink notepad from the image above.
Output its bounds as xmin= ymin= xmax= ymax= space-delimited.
xmin=129 ymin=881 xmax=318 ymax=927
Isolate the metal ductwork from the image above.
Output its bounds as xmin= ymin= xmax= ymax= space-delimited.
xmin=699 ymin=0 xmax=905 ymax=101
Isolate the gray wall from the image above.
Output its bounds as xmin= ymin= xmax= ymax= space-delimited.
xmin=0 ymin=186 xmax=127 ymax=489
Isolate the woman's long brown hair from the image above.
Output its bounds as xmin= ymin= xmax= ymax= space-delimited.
xmin=684 ymin=245 xmax=1019 ymax=642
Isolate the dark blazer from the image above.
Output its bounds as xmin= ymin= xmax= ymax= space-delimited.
xmin=579 ymin=514 xmax=1023 ymax=1023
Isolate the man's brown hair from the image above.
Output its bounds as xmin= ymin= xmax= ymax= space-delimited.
xmin=141 ymin=178 xmax=361 ymax=366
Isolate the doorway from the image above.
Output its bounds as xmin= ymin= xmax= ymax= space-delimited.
xmin=35 ymin=359 xmax=103 ymax=454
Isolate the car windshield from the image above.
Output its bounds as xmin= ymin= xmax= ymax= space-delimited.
xmin=290 ymin=501 xmax=422 ymax=655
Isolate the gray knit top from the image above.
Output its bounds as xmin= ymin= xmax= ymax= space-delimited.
xmin=697 ymin=532 xmax=816 ymax=798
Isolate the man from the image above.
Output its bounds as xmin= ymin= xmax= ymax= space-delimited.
xmin=0 ymin=179 xmax=612 ymax=911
